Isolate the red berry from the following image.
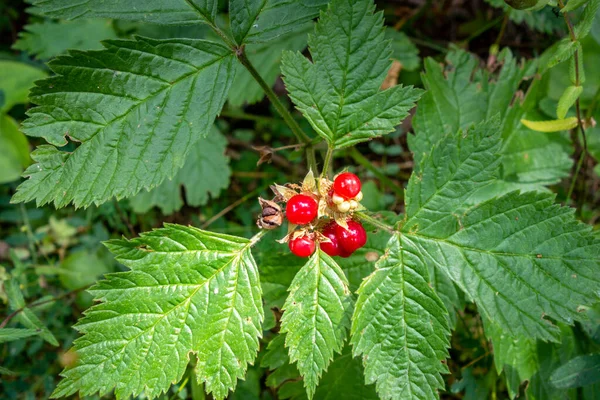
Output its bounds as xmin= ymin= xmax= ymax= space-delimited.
xmin=319 ymin=224 xmax=341 ymax=257
xmin=334 ymin=220 xmax=367 ymax=253
xmin=289 ymin=235 xmax=316 ymax=257
xmin=286 ymin=194 xmax=318 ymax=225
xmin=333 ymin=172 xmax=361 ymax=199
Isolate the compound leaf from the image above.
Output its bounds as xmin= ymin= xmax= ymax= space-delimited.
xmin=409 ymin=49 xmax=572 ymax=198
xmin=351 ymin=234 xmax=450 ymax=400
xmin=51 ymin=224 xmax=263 ymax=400
xmin=403 ymin=114 xmax=600 ymax=341
xmin=281 ymin=0 xmax=422 ymax=149
xmin=12 ymin=37 xmax=236 ymax=208
xmin=280 ymin=250 xmax=352 ymax=398
xmin=130 ymin=126 xmax=230 ymax=214
xmin=4 ymin=280 xmax=58 ymax=346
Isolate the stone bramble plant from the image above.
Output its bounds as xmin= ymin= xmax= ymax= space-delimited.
xmin=5 ymin=0 xmax=600 ymax=399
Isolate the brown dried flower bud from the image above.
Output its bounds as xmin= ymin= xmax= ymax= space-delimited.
xmin=256 ymin=198 xmax=283 ymax=230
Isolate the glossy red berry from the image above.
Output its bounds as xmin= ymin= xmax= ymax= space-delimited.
xmin=289 ymin=235 xmax=316 ymax=257
xmin=333 ymin=172 xmax=361 ymax=200
xmin=319 ymin=224 xmax=341 ymax=257
xmin=334 ymin=220 xmax=367 ymax=253
xmin=286 ymin=194 xmax=318 ymax=225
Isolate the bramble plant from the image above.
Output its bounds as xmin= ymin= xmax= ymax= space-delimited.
xmin=2 ymin=0 xmax=600 ymax=399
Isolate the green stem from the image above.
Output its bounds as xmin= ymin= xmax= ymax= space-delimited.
xmin=566 ymin=150 xmax=585 ymax=203
xmin=236 ymin=50 xmax=312 ymax=145
xmin=558 ymin=0 xmax=588 ymax=205
xmin=321 ymin=146 xmax=334 ymax=179
xmin=250 ymin=228 xmax=269 ymax=246
xmin=349 ymin=148 xmax=405 ymax=200
xmin=355 ymin=211 xmax=396 ymax=234
xmin=184 ymin=0 xmax=237 ymax=48
xmin=236 ymin=49 xmax=318 ymax=172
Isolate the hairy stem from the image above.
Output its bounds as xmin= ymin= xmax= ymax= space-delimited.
xmin=349 ymin=148 xmax=406 ymax=200
xmin=321 ymin=146 xmax=334 ymax=179
xmin=355 ymin=211 xmax=396 ymax=234
xmin=236 ymin=49 xmax=318 ymax=172
xmin=236 ymin=50 xmax=312 ymax=145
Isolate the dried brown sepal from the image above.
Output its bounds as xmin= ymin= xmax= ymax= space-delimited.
xmin=256 ymin=197 xmax=283 ymax=230
xmin=253 ymin=146 xmax=274 ymax=166
xmin=271 ymin=184 xmax=297 ymax=202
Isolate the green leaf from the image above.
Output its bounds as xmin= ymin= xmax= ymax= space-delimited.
xmin=11 ymin=37 xmax=236 ymax=209
xmin=483 ymin=318 xmax=538 ymax=398
xmin=51 ymin=225 xmax=263 ymax=400
xmin=550 ymin=355 xmax=600 ymax=388
xmin=545 ymin=39 xmax=579 ymax=71
xmin=26 ymin=0 xmax=212 ymax=25
xmin=0 ymin=60 xmax=47 ymax=113
xmin=280 ymin=250 xmax=352 ymax=398
xmin=387 ymin=30 xmax=420 ymax=71
xmin=0 ymin=328 xmax=40 ymax=343
xmin=336 ymin=211 xmax=400 ymax=291
xmin=229 ymin=0 xmax=328 ymax=44
xmin=130 ymin=126 xmax=231 ymax=214
xmin=228 ymin=29 xmax=309 ymax=107
xmin=313 ymin=345 xmax=379 ymax=400
xmin=403 ymin=116 xmax=600 ymax=341
xmin=262 ymin=336 xmax=378 ymax=400
xmin=503 ymin=0 xmax=550 ymax=11
xmin=351 ymin=234 xmax=450 ymax=400
xmin=556 ymin=85 xmax=583 ymax=119
xmin=485 ymin=0 xmax=566 ymax=33
xmin=0 ymin=366 xmax=16 ymax=376
xmin=521 ymin=117 xmax=578 ymax=132
xmin=410 ymin=49 xmax=572 ymax=197
xmin=281 ymin=0 xmax=422 ymax=149
xmin=560 ymin=0 xmax=590 ymax=14
xmin=562 ymin=0 xmax=590 ymax=12
xmin=405 ymin=120 xmax=502 ymax=236
xmin=0 ymin=115 xmax=30 ymax=184
xmin=574 ymin=0 xmax=600 ymax=39
xmin=406 ymin=190 xmax=600 ymax=341
xmin=526 ymin=325 xmax=579 ymax=399
xmin=4 ymin=280 xmax=58 ymax=346
xmin=13 ymin=19 xmax=117 ymax=59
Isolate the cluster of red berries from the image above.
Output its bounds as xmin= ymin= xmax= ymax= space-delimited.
xmin=284 ymin=173 xmax=367 ymax=258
